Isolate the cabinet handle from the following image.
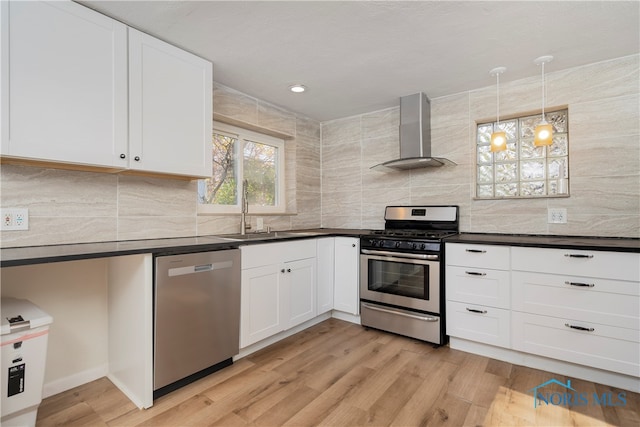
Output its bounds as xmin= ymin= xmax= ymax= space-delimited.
xmin=465 ymin=271 xmax=486 ymax=276
xmin=466 ymin=308 xmax=487 ymax=314
xmin=465 ymin=249 xmax=486 ymax=253
xmin=565 ymin=323 xmax=594 ymax=332
xmin=281 ymin=269 xmax=285 ymax=273
xmin=134 ymin=156 xmax=141 ymax=162
xmin=287 ymin=268 xmax=291 ymax=273
xmin=564 ymin=253 xmax=594 ymax=259
xmin=352 ymin=244 xmax=356 ymax=247
xmin=119 ymin=153 xmax=126 ymax=159
xmin=565 ymin=281 xmax=595 ymax=288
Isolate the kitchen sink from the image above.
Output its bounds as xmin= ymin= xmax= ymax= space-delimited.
xmin=218 ymin=230 xmax=325 ymax=241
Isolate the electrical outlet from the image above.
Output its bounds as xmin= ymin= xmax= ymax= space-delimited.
xmin=256 ymin=217 xmax=264 ymax=231
xmin=3 ymin=211 xmax=13 ymax=228
xmin=1 ymin=208 xmax=29 ymax=230
xmin=548 ymin=208 xmax=567 ymax=224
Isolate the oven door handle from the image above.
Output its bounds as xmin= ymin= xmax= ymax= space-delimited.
xmin=362 ymin=302 xmax=439 ymax=322
xmin=360 ymin=249 xmax=439 ymax=261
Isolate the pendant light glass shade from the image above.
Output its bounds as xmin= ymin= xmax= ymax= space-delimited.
xmin=534 ymin=56 xmax=554 ymax=147
xmin=534 ymin=122 xmax=553 ymax=146
xmin=489 ymin=67 xmax=507 ymax=152
xmin=490 ymin=131 xmax=507 ymax=152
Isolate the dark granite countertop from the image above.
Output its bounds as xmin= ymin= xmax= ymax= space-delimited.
xmin=0 ymin=228 xmax=368 ymax=267
xmin=3 ymin=229 xmax=638 ymax=268
xmin=446 ymin=233 xmax=640 ymax=253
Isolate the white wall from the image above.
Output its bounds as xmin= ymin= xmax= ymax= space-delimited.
xmin=1 ymin=259 xmax=109 ymax=395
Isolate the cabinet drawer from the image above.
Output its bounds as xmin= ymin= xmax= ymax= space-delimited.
xmin=446 ymin=301 xmax=510 ymax=348
xmin=446 ymin=266 xmax=510 ymax=309
xmin=512 ymin=271 xmax=639 ymax=329
xmin=446 ymin=243 xmax=510 ymax=270
xmin=241 ymin=240 xmax=316 ymax=269
xmin=512 ymin=247 xmax=640 ymax=281
xmin=512 ymin=312 xmax=640 ymax=377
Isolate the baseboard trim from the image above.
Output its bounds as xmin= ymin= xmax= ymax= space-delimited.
xmin=42 ymin=364 xmax=108 ymax=398
xmin=449 ymin=337 xmax=640 ymax=393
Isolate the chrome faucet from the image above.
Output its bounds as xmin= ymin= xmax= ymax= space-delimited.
xmin=240 ymin=179 xmax=250 ymax=235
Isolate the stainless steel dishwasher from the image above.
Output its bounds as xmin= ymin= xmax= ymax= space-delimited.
xmin=154 ymin=249 xmax=240 ymax=399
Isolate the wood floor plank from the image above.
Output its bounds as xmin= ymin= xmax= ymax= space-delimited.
xmin=35 ymin=318 xmax=640 ymax=427
xmin=389 ymin=360 xmax=458 ymax=427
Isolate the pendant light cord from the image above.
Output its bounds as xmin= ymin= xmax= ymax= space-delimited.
xmin=496 ymin=71 xmax=500 ymax=127
xmin=541 ymin=61 xmax=546 ymax=119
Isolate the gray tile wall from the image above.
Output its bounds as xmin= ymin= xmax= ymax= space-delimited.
xmin=321 ymin=55 xmax=640 ymax=237
xmin=1 ymin=55 xmax=637 ymax=247
xmin=0 ymin=83 xmax=322 ymax=247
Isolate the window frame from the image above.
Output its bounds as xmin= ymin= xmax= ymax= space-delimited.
xmin=474 ymin=108 xmax=570 ymax=200
xmin=198 ymin=122 xmax=286 ymax=215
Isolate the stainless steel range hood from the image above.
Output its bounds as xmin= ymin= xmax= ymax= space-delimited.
xmin=371 ymin=92 xmax=455 ymax=171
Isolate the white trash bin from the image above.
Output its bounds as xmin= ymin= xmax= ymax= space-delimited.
xmin=1 ymin=298 xmax=53 ymax=427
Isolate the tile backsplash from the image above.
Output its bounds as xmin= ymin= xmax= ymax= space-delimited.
xmin=321 ymin=54 xmax=639 ymax=237
xmin=1 ymin=55 xmax=638 ymax=247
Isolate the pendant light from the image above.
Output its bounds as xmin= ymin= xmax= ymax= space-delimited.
xmin=534 ymin=55 xmax=554 ymax=146
xmin=489 ymin=67 xmax=507 ymax=152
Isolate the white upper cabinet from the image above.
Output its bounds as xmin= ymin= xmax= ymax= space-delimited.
xmin=1 ymin=0 xmax=128 ymax=168
xmin=1 ymin=1 xmax=212 ymax=178
xmin=128 ymin=29 xmax=212 ymax=178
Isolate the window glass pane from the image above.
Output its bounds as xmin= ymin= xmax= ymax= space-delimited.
xmin=475 ymin=108 xmax=569 ymax=199
xmin=496 ymin=162 xmax=517 ymax=182
xmin=477 ymin=184 xmax=494 ymax=198
xmin=243 ymin=140 xmax=277 ymax=207
xmin=495 ymin=183 xmax=517 ymax=197
xmin=198 ymin=133 xmax=237 ymax=205
xmin=478 ymin=165 xmax=493 ymax=183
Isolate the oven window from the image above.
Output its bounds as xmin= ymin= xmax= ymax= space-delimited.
xmin=367 ymin=259 xmax=428 ymax=300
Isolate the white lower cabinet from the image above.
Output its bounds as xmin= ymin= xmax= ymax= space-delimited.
xmin=240 ymin=240 xmax=316 ymax=348
xmin=446 ymin=242 xmax=640 ymax=381
xmin=333 ymin=237 xmax=359 ymax=315
xmin=316 ymin=238 xmax=335 ymax=315
xmin=446 ymin=301 xmax=510 ymax=348
xmin=446 ymin=243 xmax=511 ymax=348
xmin=511 ymin=246 xmax=640 ymax=378
xmin=512 ymin=311 xmax=639 ymax=377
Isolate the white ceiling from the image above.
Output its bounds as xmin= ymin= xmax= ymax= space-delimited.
xmin=80 ymin=1 xmax=639 ymax=122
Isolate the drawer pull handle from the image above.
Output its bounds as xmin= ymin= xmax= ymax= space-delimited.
xmin=465 ymin=271 xmax=487 ymax=276
xmin=565 ymin=323 xmax=594 ymax=332
xmin=564 ymin=253 xmax=594 ymax=259
xmin=466 ymin=249 xmax=487 ymax=253
xmin=565 ymin=281 xmax=595 ymax=288
xmin=466 ymin=308 xmax=487 ymax=314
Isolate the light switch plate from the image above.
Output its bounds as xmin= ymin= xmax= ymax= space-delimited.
xmin=1 ymin=208 xmax=29 ymax=230
xmin=548 ymin=208 xmax=567 ymax=224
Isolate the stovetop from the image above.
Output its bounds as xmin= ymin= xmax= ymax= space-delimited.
xmin=369 ymin=229 xmax=458 ymax=240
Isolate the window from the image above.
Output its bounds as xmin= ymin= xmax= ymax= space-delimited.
xmin=198 ymin=122 xmax=285 ymax=213
xmin=475 ymin=109 xmax=569 ymax=199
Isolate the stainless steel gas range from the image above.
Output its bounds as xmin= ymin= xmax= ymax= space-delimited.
xmin=360 ymin=205 xmax=459 ymax=345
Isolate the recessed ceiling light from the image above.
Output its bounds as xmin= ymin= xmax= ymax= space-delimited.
xmin=289 ymin=84 xmax=306 ymax=93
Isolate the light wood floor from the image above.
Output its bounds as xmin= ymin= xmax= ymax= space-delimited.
xmin=36 ymin=318 xmax=639 ymax=426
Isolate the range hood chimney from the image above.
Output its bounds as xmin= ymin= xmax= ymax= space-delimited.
xmin=371 ymin=92 xmax=455 ymax=171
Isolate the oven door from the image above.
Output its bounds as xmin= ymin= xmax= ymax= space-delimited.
xmin=360 ymin=250 xmax=440 ymax=314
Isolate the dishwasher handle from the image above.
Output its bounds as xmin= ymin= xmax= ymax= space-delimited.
xmin=168 ymin=260 xmax=233 ymax=277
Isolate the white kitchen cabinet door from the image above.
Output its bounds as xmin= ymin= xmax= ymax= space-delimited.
xmin=284 ymin=257 xmax=317 ymax=329
xmin=316 ymin=238 xmax=335 ymax=315
xmin=334 ymin=237 xmax=359 ymax=315
xmin=1 ymin=0 xmax=128 ymax=168
xmin=240 ymin=264 xmax=283 ymax=348
xmin=128 ymin=29 xmax=212 ymax=178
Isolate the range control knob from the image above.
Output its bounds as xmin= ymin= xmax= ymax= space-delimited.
xmin=394 ymin=241 xmax=401 ymax=249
